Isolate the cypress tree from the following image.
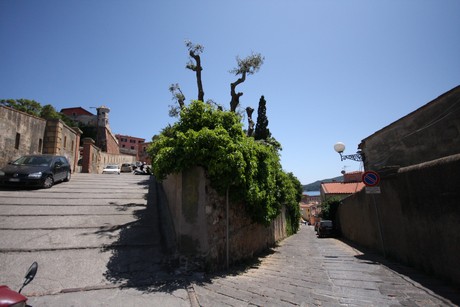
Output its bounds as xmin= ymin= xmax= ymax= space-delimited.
xmin=254 ymin=95 xmax=271 ymax=140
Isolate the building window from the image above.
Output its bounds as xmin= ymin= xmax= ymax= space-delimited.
xmin=130 ymin=146 xmax=135 ymax=150
xmin=64 ymin=136 xmax=67 ymax=149
xmin=38 ymin=138 xmax=43 ymax=152
xmin=15 ymin=133 xmax=20 ymax=149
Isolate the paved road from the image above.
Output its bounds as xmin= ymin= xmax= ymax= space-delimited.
xmin=1 ymin=173 xmax=459 ymax=306
xmin=0 ymin=173 xmax=173 ymax=301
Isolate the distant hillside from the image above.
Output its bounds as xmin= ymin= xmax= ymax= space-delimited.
xmin=302 ymin=175 xmax=343 ymax=191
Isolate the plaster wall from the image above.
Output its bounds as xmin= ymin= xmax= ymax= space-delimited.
xmin=338 ymin=154 xmax=460 ymax=285
xmin=360 ymin=85 xmax=460 ymax=171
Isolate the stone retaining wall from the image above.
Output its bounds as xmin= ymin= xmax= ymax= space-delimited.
xmin=161 ymin=166 xmax=287 ymax=271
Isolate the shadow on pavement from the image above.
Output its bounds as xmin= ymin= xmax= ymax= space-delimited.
xmin=340 ymin=238 xmax=460 ymax=305
xmin=98 ymin=176 xmax=173 ymax=292
xmin=98 ymin=175 xmax=281 ymax=295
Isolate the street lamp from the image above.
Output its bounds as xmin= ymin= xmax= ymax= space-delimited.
xmin=334 ymin=142 xmax=364 ymax=162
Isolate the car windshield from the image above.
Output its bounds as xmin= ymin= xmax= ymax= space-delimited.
xmin=106 ymin=165 xmax=118 ymax=169
xmin=321 ymin=221 xmax=333 ymax=227
xmin=13 ymin=156 xmax=52 ymax=166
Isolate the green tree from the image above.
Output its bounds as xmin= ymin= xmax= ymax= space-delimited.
xmin=0 ymin=99 xmax=42 ymax=117
xmin=149 ymin=100 xmax=301 ymax=228
xmin=41 ymin=104 xmax=76 ymax=127
xmin=254 ymin=95 xmax=271 ymax=141
xmin=320 ymin=197 xmax=341 ymax=221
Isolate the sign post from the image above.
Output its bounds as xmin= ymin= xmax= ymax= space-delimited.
xmin=362 ymin=170 xmax=386 ymax=257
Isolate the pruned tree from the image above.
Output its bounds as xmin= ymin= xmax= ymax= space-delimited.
xmin=229 ymin=53 xmax=264 ymax=112
xmin=254 ymin=95 xmax=271 ymax=140
xmin=168 ymin=83 xmax=186 ymax=117
xmin=246 ymin=106 xmax=255 ymax=137
xmin=185 ymin=40 xmax=205 ymax=102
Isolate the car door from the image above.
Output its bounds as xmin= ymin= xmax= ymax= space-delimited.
xmin=53 ymin=157 xmax=67 ymax=181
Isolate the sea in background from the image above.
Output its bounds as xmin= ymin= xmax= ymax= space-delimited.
xmin=303 ymin=190 xmax=320 ymax=196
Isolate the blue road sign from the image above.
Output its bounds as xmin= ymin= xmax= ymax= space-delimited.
xmin=362 ymin=171 xmax=380 ymax=187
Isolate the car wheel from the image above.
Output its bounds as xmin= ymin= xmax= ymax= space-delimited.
xmin=42 ymin=175 xmax=54 ymax=189
xmin=63 ymin=171 xmax=71 ymax=182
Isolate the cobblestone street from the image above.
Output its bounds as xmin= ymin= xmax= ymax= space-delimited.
xmin=192 ymin=225 xmax=460 ymax=306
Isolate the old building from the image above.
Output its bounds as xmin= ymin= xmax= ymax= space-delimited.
xmin=0 ymin=106 xmax=81 ymax=172
xmin=60 ymin=107 xmax=96 ymax=126
xmin=116 ymin=134 xmax=145 ymax=157
xmin=0 ymin=106 xmax=46 ymax=166
xmin=320 ymin=171 xmax=365 ymax=202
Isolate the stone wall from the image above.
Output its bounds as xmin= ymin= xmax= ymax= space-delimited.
xmin=43 ymin=119 xmax=81 ymax=172
xmin=338 ymin=153 xmax=460 ymax=285
xmin=161 ymin=166 xmax=287 ymax=271
xmin=359 ymin=85 xmax=460 ymax=171
xmin=0 ymin=106 xmax=46 ymax=166
xmin=81 ymin=138 xmax=136 ymax=173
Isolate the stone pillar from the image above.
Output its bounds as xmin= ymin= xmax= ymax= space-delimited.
xmin=82 ymin=138 xmax=95 ymax=173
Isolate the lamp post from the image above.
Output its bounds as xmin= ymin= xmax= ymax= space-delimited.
xmin=333 ymin=142 xmax=364 ymax=162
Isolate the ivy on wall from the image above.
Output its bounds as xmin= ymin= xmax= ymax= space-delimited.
xmin=149 ymin=100 xmax=301 ymax=232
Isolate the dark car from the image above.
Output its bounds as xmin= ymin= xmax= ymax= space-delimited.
xmin=317 ymin=220 xmax=334 ymax=238
xmin=0 ymin=154 xmax=71 ymax=189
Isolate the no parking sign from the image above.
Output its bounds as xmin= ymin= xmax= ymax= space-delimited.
xmin=362 ymin=171 xmax=380 ymax=187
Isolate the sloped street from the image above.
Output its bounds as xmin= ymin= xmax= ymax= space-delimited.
xmin=0 ymin=173 xmax=459 ymax=306
xmin=0 ymin=173 xmax=168 ymax=295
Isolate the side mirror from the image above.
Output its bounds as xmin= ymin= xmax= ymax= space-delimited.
xmin=19 ymin=262 xmax=38 ymax=293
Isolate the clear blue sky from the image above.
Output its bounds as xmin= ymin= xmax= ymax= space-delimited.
xmin=1 ymin=1 xmax=459 ymax=185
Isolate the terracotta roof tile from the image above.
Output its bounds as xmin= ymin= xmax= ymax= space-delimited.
xmin=321 ymin=182 xmax=365 ymax=194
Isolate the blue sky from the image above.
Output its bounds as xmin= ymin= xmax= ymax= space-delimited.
xmin=1 ymin=0 xmax=459 ymax=185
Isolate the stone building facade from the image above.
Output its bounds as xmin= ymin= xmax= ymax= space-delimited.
xmin=0 ymin=106 xmax=47 ymax=166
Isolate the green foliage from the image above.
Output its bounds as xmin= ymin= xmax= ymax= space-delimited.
xmin=149 ymin=100 xmax=302 ymax=230
xmin=254 ymin=95 xmax=271 ymax=141
xmin=1 ymin=99 xmax=76 ymax=127
xmin=320 ymin=197 xmax=341 ymax=221
xmin=230 ymin=53 xmax=264 ymax=76
xmin=1 ymin=99 xmax=42 ymax=117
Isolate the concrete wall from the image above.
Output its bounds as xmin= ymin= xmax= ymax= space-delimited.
xmin=338 ymin=153 xmax=460 ymax=285
xmin=0 ymin=106 xmax=47 ymax=166
xmin=162 ymin=166 xmax=287 ymax=271
xmin=360 ymin=85 xmax=460 ymax=171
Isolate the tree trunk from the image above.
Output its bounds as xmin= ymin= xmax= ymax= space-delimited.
xmin=190 ymin=51 xmax=205 ymax=102
xmin=230 ymin=72 xmax=246 ymax=112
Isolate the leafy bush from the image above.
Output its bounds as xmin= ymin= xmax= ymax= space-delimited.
xmin=149 ymin=100 xmax=301 ymax=230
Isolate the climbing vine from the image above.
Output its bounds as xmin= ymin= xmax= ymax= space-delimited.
xmin=149 ymin=100 xmax=301 ymax=231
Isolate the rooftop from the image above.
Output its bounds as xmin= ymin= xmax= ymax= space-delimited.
xmin=321 ymin=181 xmax=365 ymax=194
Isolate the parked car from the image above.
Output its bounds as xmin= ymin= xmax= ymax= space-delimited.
xmin=314 ymin=221 xmax=320 ymax=232
xmin=317 ymin=220 xmax=334 ymax=238
xmin=102 ymin=164 xmax=120 ymax=175
xmin=0 ymin=154 xmax=71 ymax=189
xmin=120 ymin=163 xmax=132 ymax=172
